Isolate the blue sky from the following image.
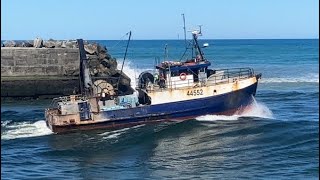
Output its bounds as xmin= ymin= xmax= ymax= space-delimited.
xmin=1 ymin=0 xmax=319 ymax=40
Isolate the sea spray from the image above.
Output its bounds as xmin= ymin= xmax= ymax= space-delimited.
xmin=117 ymin=60 xmax=151 ymax=88
xmin=196 ymin=97 xmax=273 ymax=122
xmin=239 ymin=97 xmax=273 ymax=118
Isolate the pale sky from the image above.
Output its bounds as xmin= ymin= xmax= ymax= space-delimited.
xmin=1 ymin=0 xmax=319 ymax=40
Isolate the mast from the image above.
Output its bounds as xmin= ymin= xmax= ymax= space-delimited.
xmin=182 ymin=14 xmax=187 ymax=48
xmin=117 ymin=31 xmax=132 ymax=91
xmin=192 ymin=26 xmax=205 ymax=60
xmin=77 ymin=39 xmax=93 ymax=96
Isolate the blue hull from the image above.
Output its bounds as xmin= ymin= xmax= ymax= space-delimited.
xmin=52 ymin=82 xmax=258 ymax=133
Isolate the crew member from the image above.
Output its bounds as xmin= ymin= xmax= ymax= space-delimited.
xmin=159 ymin=74 xmax=166 ymax=88
xmin=195 ymin=55 xmax=201 ymax=62
xmin=154 ymin=73 xmax=159 ymax=84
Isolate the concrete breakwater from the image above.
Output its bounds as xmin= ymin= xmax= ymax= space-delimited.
xmin=1 ymin=38 xmax=133 ymax=99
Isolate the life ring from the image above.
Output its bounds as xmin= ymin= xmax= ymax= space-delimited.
xmin=180 ymin=73 xmax=187 ymax=80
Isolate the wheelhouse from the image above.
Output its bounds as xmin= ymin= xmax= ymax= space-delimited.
xmin=152 ymin=59 xmax=213 ymax=89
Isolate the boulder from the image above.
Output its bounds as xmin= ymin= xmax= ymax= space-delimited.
xmin=98 ymin=53 xmax=107 ymax=61
xmin=72 ymin=43 xmax=78 ymax=48
xmin=43 ymin=40 xmax=56 ymax=48
xmin=61 ymin=41 xmax=67 ymax=48
xmin=97 ymin=64 xmax=110 ymax=75
xmin=15 ymin=41 xmax=24 ymax=47
xmin=108 ymin=68 xmax=119 ymax=76
xmin=96 ymin=66 xmax=116 ymax=76
xmin=84 ymin=43 xmax=98 ymax=55
xmin=22 ymin=41 xmax=33 ymax=47
xmin=109 ymin=58 xmax=118 ymax=69
xmin=96 ymin=44 xmax=107 ymax=54
xmin=90 ymin=68 xmax=99 ymax=76
xmin=65 ymin=40 xmax=77 ymax=48
xmin=88 ymin=56 xmax=100 ymax=68
xmin=33 ymin=37 xmax=43 ymax=48
xmin=100 ymin=59 xmax=111 ymax=68
xmin=96 ymin=44 xmax=112 ymax=61
xmin=87 ymin=54 xmax=99 ymax=62
xmin=98 ymin=52 xmax=111 ymax=61
xmin=54 ymin=41 xmax=63 ymax=48
xmin=28 ymin=40 xmax=34 ymax=45
xmin=3 ymin=40 xmax=16 ymax=47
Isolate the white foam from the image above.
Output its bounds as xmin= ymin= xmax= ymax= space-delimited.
xmin=261 ymin=74 xmax=319 ymax=83
xmin=1 ymin=120 xmax=12 ymax=127
xmin=102 ymin=132 xmax=122 ymax=140
xmin=196 ymin=115 xmax=240 ymax=121
xmin=117 ymin=60 xmax=151 ymax=88
xmin=99 ymin=124 xmax=145 ymax=139
xmin=1 ymin=120 xmax=53 ymax=140
xmin=239 ymin=98 xmax=274 ymax=119
xmin=196 ymin=98 xmax=273 ymax=122
xmin=99 ymin=127 xmax=131 ymax=136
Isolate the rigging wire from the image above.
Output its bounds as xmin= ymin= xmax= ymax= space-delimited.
xmin=109 ymin=32 xmax=131 ymax=49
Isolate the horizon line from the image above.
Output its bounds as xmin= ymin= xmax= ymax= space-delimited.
xmin=1 ymin=38 xmax=319 ymax=41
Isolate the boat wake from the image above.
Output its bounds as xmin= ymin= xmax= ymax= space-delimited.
xmin=1 ymin=120 xmax=53 ymax=140
xmin=99 ymin=127 xmax=132 ymax=140
xmin=196 ymin=98 xmax=273 ymax=122
xmin=98 ymin=124 xmax=146 ymax=140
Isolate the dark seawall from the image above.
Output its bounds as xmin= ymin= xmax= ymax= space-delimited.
xmin=1 ymin=41 xmax=132 ymax=100
xmin=1 ymin=47 xmax=80 ymax=99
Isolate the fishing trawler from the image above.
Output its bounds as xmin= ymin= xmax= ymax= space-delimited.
xmin=45 ymin=27 xmax=261 ymax=133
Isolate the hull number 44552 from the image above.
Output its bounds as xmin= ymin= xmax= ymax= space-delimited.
xmin=187 ymin=89 xmax=203 ymax=96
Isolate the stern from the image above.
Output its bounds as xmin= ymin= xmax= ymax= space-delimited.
xmin=45 ymin=108 xmax=55 ymax=132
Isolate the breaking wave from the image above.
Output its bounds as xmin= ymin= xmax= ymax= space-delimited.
xmin=117 ymin=60 xmax=151 ymax=88
xmin=196 ymin=98 xmax=273 ymax=122
xmin=1 ymin=120 xmax=53 ymax=140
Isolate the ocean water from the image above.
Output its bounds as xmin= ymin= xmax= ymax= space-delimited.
xmin=1 ymin=39 xmax=319 ymax=179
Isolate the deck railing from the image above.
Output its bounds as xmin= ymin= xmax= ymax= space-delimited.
xmin=138 ymin=67 xmax=255 ymax=92
xmin=206 ymin=67 xmax=254 ymax=85
xmin=49 ymin=94 xmax=87 ymax=108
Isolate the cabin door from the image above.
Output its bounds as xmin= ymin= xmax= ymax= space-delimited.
xmin=78 ymin=102 xmax=91 ymax=121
